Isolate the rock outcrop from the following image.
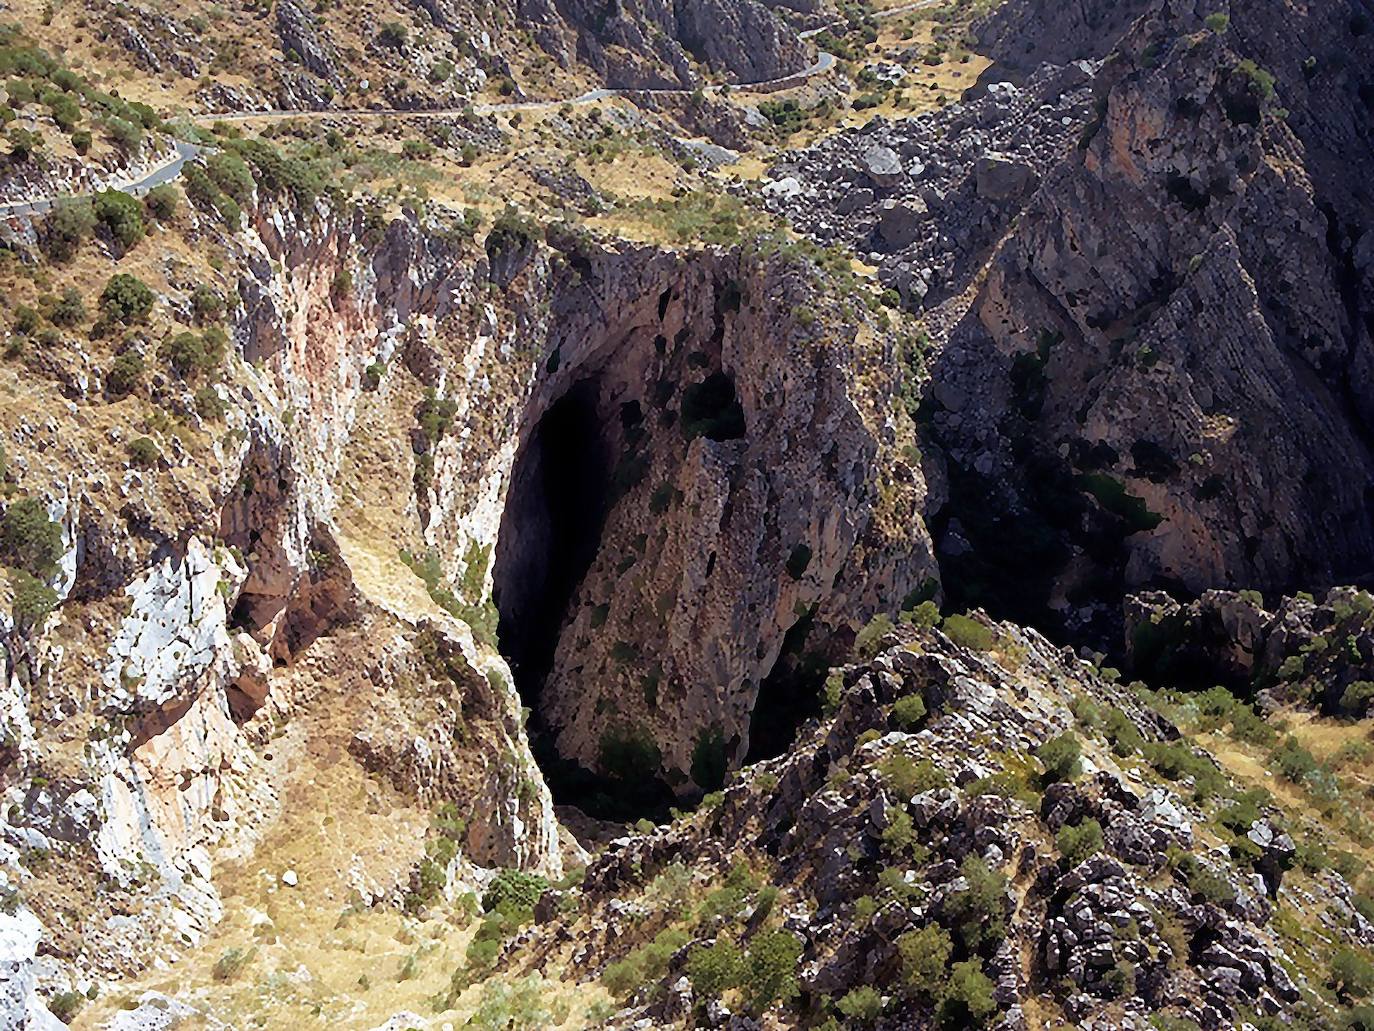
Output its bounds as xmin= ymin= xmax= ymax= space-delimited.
xmin=505 ymin=615 xmax=1323 ymax=1028
xmin=919 ymin=0 xmax=1374 ymax=640
xmin=518 ymin=0 xmax=813 ymax=89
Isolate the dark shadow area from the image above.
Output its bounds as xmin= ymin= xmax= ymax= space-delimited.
xmin=493 ymin=379 xmax=680 ymax=820
xmin=494 ymin=379 xmax=611 ymax=694
xmin=745 ymin=610 xmax=829 ymax=763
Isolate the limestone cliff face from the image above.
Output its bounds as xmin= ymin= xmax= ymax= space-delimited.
xmin=926 ymin=0 xmax=1374 ymax=638
xmin=516 ymin=0 xmax=813 ymax=89
xmin=495 ymin=242 xmax=935 ymax=788
xmin=975 ymin=0 xmax=1153 ymax=72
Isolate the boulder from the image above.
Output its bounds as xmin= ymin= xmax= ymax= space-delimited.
xmin=974 ymin=154 xmax=1037 ymax=202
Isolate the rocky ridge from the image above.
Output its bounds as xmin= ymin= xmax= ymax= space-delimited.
xmin=500 ymin=614 xmax=1339 ymax=1029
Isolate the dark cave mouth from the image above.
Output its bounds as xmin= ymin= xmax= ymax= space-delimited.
xmin=491 ymin=380 xmax=680 ymax=819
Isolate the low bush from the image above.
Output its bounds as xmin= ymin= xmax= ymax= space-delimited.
xmin=939 ymin=958 xmax=997 ymax=1024
xmin=481 ymin=869 xmax=549 ymax=915
xmin=1036 ymin=732 xmax=1082 ymax=783
xmin=99 ymin=273 xmax=153 ymax=324
xmin=892 ymin=694 xmax=927 ymax=730
xmin=93 ymin=188 xmax=144 ymax=249
xmin=686 ymin=937 xmax=744 ymax=998
xmin=601 ymin=926 xmax=690 ymax=999
xmin=896 ymin=923 xmax=952 ymax=997
xmin=0 ymin=497 xmax=63 ymax=579
xmin=942 ymin=613 xmax=994 ymax=651
xmin=1056 ymin=818 xmax=1104 ymax=866
xmin=145 ymin=183 xmax=180 ymax=220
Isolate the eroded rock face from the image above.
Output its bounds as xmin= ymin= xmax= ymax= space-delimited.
xmin=3 ymin=190 xmax=933 ymax=1006
xmin=922 ymin=0 xmax=1374 ymax=639
xmin=518 ymin=0 xmax=813 ymax=89
xmin=974 ymin=0 xmax=1153 ymax=72
xmin=488 ymin=244 xmax=935 ymax=789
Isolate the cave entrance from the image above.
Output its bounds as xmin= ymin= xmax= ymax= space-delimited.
xmin=494 ymin=379 xmax=611 ymax=701
xmin=745 ymin=610 xmax=829 ymax=764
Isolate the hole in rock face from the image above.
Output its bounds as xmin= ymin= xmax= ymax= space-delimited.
xmin=745 ymin=610 xmax=828 ymax=764
xmin=494 ymin=378 xmax=684 ymax=819
xmin=494 ymin=379 xmax=611 ymax=707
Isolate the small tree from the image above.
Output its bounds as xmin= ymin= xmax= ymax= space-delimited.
xmin=1036 ymin=732 xmax=1082 ymax=783
xmin=145 ymin=183 xmax=180 ymax=221
xmin=896 ymin=923 xmax=952 ymax=997
xmin=686 ymin=938 xmax=744 ymax=999
xmin=126 ymin=436 xmax=159 ymax=467
xmin=106 ymin=351 xmax=145 ymax=396
xmin=743 ymin=930 xmax=801 ymax=1013
xmin=0 ymin=497 xmax=63 ymax=579
xmin=100 ymin=273 xmax=154 ymax=324
xmin=943 ymin=855 xmax=1007 ymax=950
xmin=47 ymin=287 xmax=85 ymax=327
xmin=93 ymin=188 xmax=145 ymax=249
xmin=940 ymin=959 xmax=997 ymax=1024
xmin=43 ymin=196 xmax=96 ymax=261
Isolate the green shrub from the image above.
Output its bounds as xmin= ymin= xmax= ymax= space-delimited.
xmin=854 ymin=613 xmax=895 ymax=659
xmin=1177 ymin=854 xmax=1236 ymax=906
xmin=377 ymin=21 xmax=408 ymax=48
xmin=892 ymin=694 xmax=927 ymax=730
xmin=70 ymin=128 xmax=90 ymax=154
xmin=743 ymin=930 xmax=801 ymax=1013
xmin=896 ymin=923 xmax=952 ymax=997
xmin=126 ymin=436 xmax=158 ymax=467
xmin=481 ymin=869 xmax=549 ymax=915
xmin=879 ymin=752 xmax=948 ymax=798
xmin=601 ymin=927 xmax=690 ymax=999
xmin=46 ymin=287 xmax=84 ymax=327
xmin=943 ymin=856 xmax=1007 ymax=950
xmin=1342 ymin=681 xmax=1374 ymax=717
xmin=939 ymin=958 xmax=997 ymax=1024
xmin=10 ymin=569 xmax=57 ymax=626
xmin=0 ymin=497 xmax=63 ymax=579
xmin=160 ymin=328 xmax=226 ymax=378
xmin=99 ymin=273 xmax=154 ymax=324
xmin=190 ymin=285 xmax=224 ymax=323
xmin=1204 ymin=13 xmax=1230 ymax=32
xmin=1056 ymin=819 xmax=1104 ymax=866
xmin=835 ymin=985 xmax=884 ymax=1022
xmin=106 ymin=351 xmax=145 ymax=395
xmin=43 ymin=195 xmax=95 ymax=261
xmin=93 ymin=188 xmax=144 ymax=248
xmin=1334 ymin=948 xmax=1374 ymax=1000
xmin=942 ymin=613 xmax=994 ymax=651
xmin=206 ymin=152 xmax=255 ymax=203
xmin=145 ymin=183 xmax=180 ymax=221
xmin=687 ymin=937 xmax=744 ymax=998
xmin=105 ymin=115 xmax=142 ymax=151
xmin=1103 ymin=709 xmax=1144 ymax=756
xmin=12 ymin=305 xmax=38 ymax=335
xmin=1036 ymin=732 xmax=1082 ymax=783
xmin=5 ymin=121 xmax=40 ymax=159
xmin=1270 ymin=736 xmax=1318 ymax=784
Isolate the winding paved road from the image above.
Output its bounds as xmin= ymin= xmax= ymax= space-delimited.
xmin=0 ymin=0 xmax=938 ymax=218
